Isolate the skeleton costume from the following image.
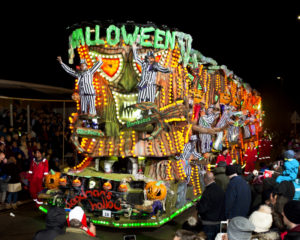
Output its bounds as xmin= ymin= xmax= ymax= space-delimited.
xmin=176 ymin=135 xmax=202 ymax=182
xmin=132 ymin=46 xmax=171 ymax=103
xmin=199 ymin=106 xmax=219 ymax=153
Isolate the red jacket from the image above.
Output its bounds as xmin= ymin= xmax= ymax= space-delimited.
xmin=29 ymin=158 xmax=49 ymax=179
xmin=216 ymin=153 xmax=232 ymax=165
xmin=244 ymin=147 xmax=258 ymax=174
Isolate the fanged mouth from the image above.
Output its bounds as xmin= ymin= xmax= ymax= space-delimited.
xmin=112 ymin=91 xmax=140 ymax=124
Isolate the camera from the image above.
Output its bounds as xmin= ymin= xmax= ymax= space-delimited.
xmin=220 ymin=220 xmax=228 ymax=233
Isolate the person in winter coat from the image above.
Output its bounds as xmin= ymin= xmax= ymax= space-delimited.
xmin=0 ymin=151 xmax=8 ymax=206
xmin=216 ymin=148 xmax=232 ymax=166
xmin=213 ymin=161 xmax=229 ymax=192
xmin=196 ymin=171 xmax=225 ymax=240
xmin=276 ymin=150 xmax=299 ymax=183
xmin=33 ymin=206 xmax=66 ymax=240
xmin=55 ymin=206 xmax=97 ymax=240
xmin=225 ymin=165 xmax=251 ymax=219
xmin=28 ymin=149 xmax=48 ymax=204
xmin=282 ymin=200 xmax=300 ymax=240
xmin=6 ymin=156 xmax=21 ymax=210
xmin=249 ymin=204 xmax=280 ymax=240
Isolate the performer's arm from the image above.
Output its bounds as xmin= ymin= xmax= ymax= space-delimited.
xmin=57 ymin=56 xmax=78 ymax=78
xmin=132 ymin=43 xmax=143 ymax=66
xmin=90 ymin=55 xmax=103 ymax=74
xmin=155 ymin=63 xmax=172 ymax=73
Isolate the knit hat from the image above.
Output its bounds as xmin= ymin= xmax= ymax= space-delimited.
xmin=68 ymin=206 xmax=88 ymax=228
xmin=249 ymin=205 xmax=273 ymax=233
xmin=284 ymin=150 xmax=295 ymax=159
xmin=227 ymin=216 xmax=255 ymax=240
xmin=225 ymin=165 xmax=237 ymax=176
xmin=283 ymin=200 xmax=300 ymax=224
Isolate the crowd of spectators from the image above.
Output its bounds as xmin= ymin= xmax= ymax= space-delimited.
xmin=0 ymin=106 xmax=73 ymax=209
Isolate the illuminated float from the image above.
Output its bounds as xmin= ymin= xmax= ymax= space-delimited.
xmin=39 ymin=22 xmax=263 ymax=228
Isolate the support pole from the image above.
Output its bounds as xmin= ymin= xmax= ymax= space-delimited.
xmin=9 ymin=103 xmax=13 ymax=127
xmin=62 ymin=101 xmax=66 ymax=167
xmin=27 ymin=104 xmax=30 ymax=133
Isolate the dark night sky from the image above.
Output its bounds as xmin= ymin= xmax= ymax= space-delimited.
xmin=0 ymin=3 xmax=299 ymax=131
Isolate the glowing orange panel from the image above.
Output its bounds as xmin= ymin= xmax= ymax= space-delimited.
xmin=101 ymin=58 xmax=120 ymax=77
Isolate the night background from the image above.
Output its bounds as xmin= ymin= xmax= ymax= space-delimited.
xmin=0 ymin=3 xmax=299 ymax=134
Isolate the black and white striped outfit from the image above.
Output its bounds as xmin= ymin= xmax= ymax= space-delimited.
xmin=176 ymin=138 xmax=202 ymax=182
xmin=60 ymin=60 xmax=103 ymax=115
xmin=199 ymin=113 xmax=218 ymax=153
xmin=213 ymin=107 xmax=232 ymax=150
xmin=133 ymin=47 xmax=171 ymax=103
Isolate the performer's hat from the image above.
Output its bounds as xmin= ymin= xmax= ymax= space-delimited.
xmin=146 ymin=51 xmax=155 ymax=58
xmin=80 ymin=58 xmax=87 ymax=65
xmin=190 ymin=135 xmax=198 ymax=141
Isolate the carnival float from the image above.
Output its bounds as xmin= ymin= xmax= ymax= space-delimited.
xmin=39 ymin=21 xmax=264 ymax=228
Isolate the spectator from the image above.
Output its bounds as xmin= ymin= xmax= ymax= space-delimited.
xmin=0 ymin=152 xmax=8 ymax=207
xmin=225 ymin=165 xmax=251 ymax=219
xmin=214 ymin=161 xmax=229 ymax=192
xmin=276 ymin=150 xmax=299 ymax=183
xmin=249 ymin=204 xmax=280 ymax=239
xmin=6 ymin=156 xmax=22 ymax=209
xmin=227 ymin=216 xmax=255 ymax=240
xmin=54 ymin=206 xmax=97 ymax=239
xmin=196 ymin=171 xmax=225 ymax=240
xmin=173 ymin=229 xmax=205 ymax=240
xmin=282 ymin=200 xmax=300 ymax=239
xmin=216 ymin=148 xmax=232 ymax=166
xmin=33 ymin=206 xmax=66 ymax=240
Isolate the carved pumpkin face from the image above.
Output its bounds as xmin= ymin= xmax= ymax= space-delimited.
xmin=145 ymin=181 xmax=167 ymax=201
xmin=220 ymin=92 xmax=231 ymax=104
xmin=59 ymin=177 xmax=67 ymax=187
xmin=72 ymin=178 xmax=81 ymax=187
xmin=103 ymin=181 xmax=112 ymax=191
xmin=118 ymin=183 xmax=128 ymax=192
xmin=45 ymin=171 xmax=61 ymax=189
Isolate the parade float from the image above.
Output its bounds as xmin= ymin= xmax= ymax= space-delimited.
xmin=39 ymin=22 xmax=264 ymax=228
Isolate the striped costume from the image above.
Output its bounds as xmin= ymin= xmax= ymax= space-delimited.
xmin=176 ymin=135 xmax=202 ymax=182
xmin=199 ymin=112 xmax=219 ymax=153
xmin=60 ymin=60 xmax=103 ymax=115
xmin=132 ymin=47 xmax=171 ymax=103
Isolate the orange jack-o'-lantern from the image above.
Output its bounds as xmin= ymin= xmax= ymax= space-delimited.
xmin=231 ymin=97 xmax=241 ymax=109
xmin=45 ymin=171 xmax=61 ymax=189
xmin=145 ymin=181 xmax=167 ymax=201
xmin=103 ymin=181 xmax=112 ymax=191
xmin=194 ymin=90 xmax=204 ymax=104
xmin=220 ymin=92 xmax=231 ymax=104
xmin=59 ymin=177 xmax=67 ymax=187
xmin=72 ymin=92 xmax=80 ymax=101
xmin=118 ymin=183 xmax=128 ymax=192
xmin=72 ymin=178 xmax=81 ymax=187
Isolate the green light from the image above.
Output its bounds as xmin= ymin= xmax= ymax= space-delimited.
xmin=39 ymin=206 xmax=48 ymax=214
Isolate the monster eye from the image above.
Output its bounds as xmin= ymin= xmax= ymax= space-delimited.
xmin=90 ymin=51 xmax=123 ymax=82
xmin=132 ymin=50 xmax=169 ymax=76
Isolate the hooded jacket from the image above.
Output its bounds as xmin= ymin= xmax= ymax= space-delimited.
xmin=33 ymin=207 xmax=66 ymax=240
xmin=214 ymin=166 xmax=229 ymax=192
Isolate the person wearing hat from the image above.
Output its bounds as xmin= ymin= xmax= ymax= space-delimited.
xmin=249 ymin=204 xmax=280 ymax=240
xmin=55 ymin=206 xmax=97 ymax=240
xmin=276 ymin=150 xmax=299 ymax=183
xmin=132 ymin=42 xmax=172 ymax=105
xmin=57 ymin=55 xmax=102 ymax=129
xmin=198 ymin=105 xmax=220 ymax=153
xmin=225 ymin=165 xmax=251 ymax=219
xmin=282 ymin=200 xmax=300 ymax=239
xmin=227 ymin=216 xmax=255 ymax=240
xmin=214 ymin=161 xmax=229 ymax=192
xmin=216 ymin=147 xmax=232 ymax=166
xmin=33 ymin=206 xmax=66 ymax=240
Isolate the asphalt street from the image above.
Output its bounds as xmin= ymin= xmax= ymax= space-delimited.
xmin=0 ymin=201 xmax=197 ymax=240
